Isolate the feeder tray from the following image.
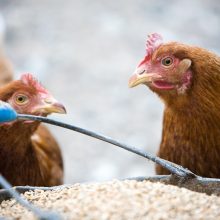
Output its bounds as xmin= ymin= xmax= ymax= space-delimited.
xmin=0 ymin=102 xmax=220 ymax=219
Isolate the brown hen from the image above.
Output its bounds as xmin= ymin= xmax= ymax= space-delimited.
xmin=0 ymin=74 xmax=65 ymax=186
xmin=129 ymin=33 xmax=220 ymax=178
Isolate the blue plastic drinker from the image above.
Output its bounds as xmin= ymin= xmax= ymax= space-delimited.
xmin=0 ymin=101 xmax=17 ymax=123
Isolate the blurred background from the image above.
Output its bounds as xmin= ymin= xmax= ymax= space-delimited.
xmin=0 ymin=0 xmax=219 ymax=183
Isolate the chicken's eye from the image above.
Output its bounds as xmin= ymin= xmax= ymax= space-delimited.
xmin=15 ymin=94 xmax=29 ymax=105
xmin=161 ymin=57 xmax=173 ymax=66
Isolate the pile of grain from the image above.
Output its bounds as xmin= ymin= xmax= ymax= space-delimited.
xmin=0 ymin=180 xmax=220 ymax=219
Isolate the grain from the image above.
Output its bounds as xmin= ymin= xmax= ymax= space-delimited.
xmin=1 ymin=180 xmax=220 ymax=220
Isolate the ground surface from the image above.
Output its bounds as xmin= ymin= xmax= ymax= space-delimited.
xmin=1 ymin=180 xmax=220 ymax=220
xmin=0 ymin=0 xmax=220 ymax=183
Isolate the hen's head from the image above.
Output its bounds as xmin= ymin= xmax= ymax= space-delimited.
xmin=129 ymin=33 xmax=193 ymax=98
xmin=0 ymin=73 xmax=66 ymax=117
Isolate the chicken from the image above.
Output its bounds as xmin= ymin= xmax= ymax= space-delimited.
xmin=0 ymin=22 xmax=13 ymax=86
xmin=0 ymin=73 xmax=66 ymax=186
xmin=129 ymin=33 xmax=220 ymax=178
xmin=0 ymin=50 xmax=13 ymax=86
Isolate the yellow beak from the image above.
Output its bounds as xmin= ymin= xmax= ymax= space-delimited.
xmin=33 ymin=97 xmax=66 ymax=114
xmin=128 ymin=65 xmax=162 ymax=88
xmin=128 ymin=72 xmax=160 ymax=88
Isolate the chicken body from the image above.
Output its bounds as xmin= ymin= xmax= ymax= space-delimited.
xmin=129 ymin=33 xmax=220 ymax=178
xmin=0 ymin=18 xmax=13 ymax=85
xmin=0 ymin=74 xmax=65 ymax=186
xmin=0 ymin=52 xmax=13 ymax=86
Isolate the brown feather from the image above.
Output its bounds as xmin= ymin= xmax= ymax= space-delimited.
xmin=31 ymin=125 xmax=64 ymax=186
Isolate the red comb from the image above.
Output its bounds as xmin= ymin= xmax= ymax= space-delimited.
xmin=20 ymin=73 xmax=48 ymax=94
xmin=146 ymin=33 xmax=163 ymax=56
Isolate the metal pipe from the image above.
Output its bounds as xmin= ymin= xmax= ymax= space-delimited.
xmin=17 ymin=114 xmax=196 ymax=178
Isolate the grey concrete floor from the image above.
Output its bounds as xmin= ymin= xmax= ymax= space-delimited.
xmin=0 ymin=0 xmax=219 ymax=183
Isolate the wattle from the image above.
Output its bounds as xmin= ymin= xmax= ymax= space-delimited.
xmin=152 ymin=80 xmax=175 ymax=90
